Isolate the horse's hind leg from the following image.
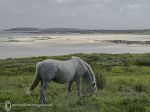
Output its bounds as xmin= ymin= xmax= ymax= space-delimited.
xmin=39 ymin=81 xmax=48 ymax=104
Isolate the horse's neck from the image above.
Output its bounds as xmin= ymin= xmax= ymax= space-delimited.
xmin=84 ymin=70 xmax=92 ymax=84
xmin=80 ymin=60 xmax=95 ymax=84
xmin=71 ymin=56 xmax=95 ymax=83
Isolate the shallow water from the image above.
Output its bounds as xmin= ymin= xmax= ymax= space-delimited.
xmin=0 ymin=32 xmax=150 ymax=59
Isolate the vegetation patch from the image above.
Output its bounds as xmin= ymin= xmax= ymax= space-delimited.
xmin=0 ymin=53 xmax=150 ymax=112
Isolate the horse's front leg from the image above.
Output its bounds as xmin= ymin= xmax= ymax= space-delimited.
xmin=65 ymin=81 xmax=73 ymax=97
xmin=76 ymin=79 xmax=81 ymax=96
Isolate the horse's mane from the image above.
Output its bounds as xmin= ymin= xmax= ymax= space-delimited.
xmin=71 ymin=56 xmax=96 ymax=83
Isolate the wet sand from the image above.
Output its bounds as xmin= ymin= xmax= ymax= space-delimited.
xmin=0 ymin=34 xmax=150 ymax=59
xmin=1 ymin=34 xmax=150 ymax=44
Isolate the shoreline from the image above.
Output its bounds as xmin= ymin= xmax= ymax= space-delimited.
xmin=0 ymin=34 xmax=150 ymax=59
xmin=1 ymin=52 xmax=150 ymax=60
xmin=1 ymin=34 xmax=150 ymax=44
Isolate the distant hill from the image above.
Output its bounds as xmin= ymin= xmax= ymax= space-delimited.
xmin=4 ymin=27 xmax=150 ymax=34
xmin=5 ymin=27 xmax=40 ymax=32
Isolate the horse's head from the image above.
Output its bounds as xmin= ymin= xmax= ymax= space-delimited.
xmin=75 ymin=57 xmax=97 ymax=95
xmin=83 ymin=69 xmax=97 ymax=95
xmin=86 ymin=81 xmax=97 ymax=95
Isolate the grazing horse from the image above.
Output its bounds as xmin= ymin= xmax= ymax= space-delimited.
xmin=28 ymin=56 xmax=97 ymax=104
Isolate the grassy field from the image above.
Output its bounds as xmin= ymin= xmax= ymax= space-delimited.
xmin=0 ymin=53 xmax=150 ymax=112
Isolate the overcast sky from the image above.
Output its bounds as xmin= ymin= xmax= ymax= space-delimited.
xmin=0 ymin=0 xmax=150 ymax=29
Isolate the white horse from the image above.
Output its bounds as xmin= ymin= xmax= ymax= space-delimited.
xmin=29 ymin=56 xmax=97 ymax=104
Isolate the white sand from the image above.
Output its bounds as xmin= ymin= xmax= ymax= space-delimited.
xmin=0 ymin=34 xmax=150 ymax=59
xmin=1 ymin=34 xmax=150 ymax=45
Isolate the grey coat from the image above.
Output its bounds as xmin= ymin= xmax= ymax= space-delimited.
xmin=29 ymin=56 xmax=97 ymax=104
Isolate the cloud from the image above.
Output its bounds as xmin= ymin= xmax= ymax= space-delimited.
xmin=103 ymin=0 xmax=110 ymax=3
xmin=57 ymin=0 xmax=66 ymax=3
xmin=120 ymin=4 xmax=141 ymax=13
xmin=0 ymin=0 xmax=150 ymax=29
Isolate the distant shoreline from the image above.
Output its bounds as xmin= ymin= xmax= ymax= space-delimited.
xmin=3 ymin=27 xmax=150 ymax=35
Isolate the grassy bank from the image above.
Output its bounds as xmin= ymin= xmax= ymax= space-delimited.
xmin=0 ymin=53 xmax=150 ymax=112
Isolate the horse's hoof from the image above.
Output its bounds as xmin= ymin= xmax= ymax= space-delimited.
xmin=39 ymin=101 xmax=43 ymax=104
xmin=43 ymin=101 xmax=47 ymax=104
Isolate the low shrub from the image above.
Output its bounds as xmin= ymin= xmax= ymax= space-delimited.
xmin=94 ymin=69 xmax=106 ymax=89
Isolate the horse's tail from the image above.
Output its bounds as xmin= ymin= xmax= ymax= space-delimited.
xmin=29 ymin=63 xmax=41 ymax=91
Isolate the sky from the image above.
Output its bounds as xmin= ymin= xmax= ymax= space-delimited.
xmin=0 ymin=0 xmax=150 ymax=29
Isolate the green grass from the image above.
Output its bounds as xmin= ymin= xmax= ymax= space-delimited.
xmin=0 ymin=53 xmax=150 ymax=112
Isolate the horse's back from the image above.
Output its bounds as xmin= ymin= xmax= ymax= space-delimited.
xmin=37 ymin=59 xmax=79 ymax=82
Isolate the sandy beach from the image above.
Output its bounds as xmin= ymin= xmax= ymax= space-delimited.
xmin=0 ymin=34 xmax=150 ymax=59
xmin=1 ymin=34 xmax=150 ymax=44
